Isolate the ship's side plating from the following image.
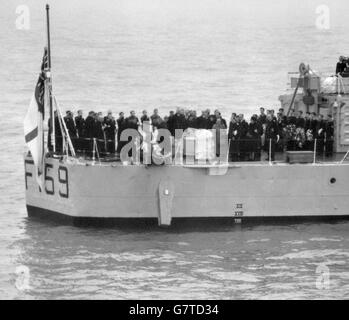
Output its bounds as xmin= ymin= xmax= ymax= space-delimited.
xmin=25 ymin=155 xmax=349 ymax=224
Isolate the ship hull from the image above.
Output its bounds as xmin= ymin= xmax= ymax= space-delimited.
xmin=24 ymin=155 xmax=349 ymax=226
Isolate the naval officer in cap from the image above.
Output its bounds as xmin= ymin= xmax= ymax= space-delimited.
xmin=264 ymin=113 xmax=280 ymax=161
xmin=104 ymin=110 xmax=116 ymax=154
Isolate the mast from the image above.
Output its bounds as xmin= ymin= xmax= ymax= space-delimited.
xmin=46 ymin=4 xmax=55 ymax=152
xmin=46 ymin=4 xmax=52 ymax=69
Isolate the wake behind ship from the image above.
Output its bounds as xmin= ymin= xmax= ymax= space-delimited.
xmin=24 ymin=5 xmax=349 ymax=227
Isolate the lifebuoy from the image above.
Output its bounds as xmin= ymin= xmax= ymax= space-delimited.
xmin=299 ymin=63 xmax=308 ymax=76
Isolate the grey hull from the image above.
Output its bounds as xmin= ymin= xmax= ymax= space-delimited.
xmin=24 ymin=155 xmax=349 ymax=226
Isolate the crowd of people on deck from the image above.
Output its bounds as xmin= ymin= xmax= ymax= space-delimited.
xmin=48 ymin=106 xmax=335 ymax=162
xmin=227 ymin=107 xmax=334 ymax=161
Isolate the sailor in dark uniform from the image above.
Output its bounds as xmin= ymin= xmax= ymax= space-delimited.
xmin=247 ymin=115 xmax=262 ymax=161
xmin=64 ymin=111 xmax=77 ymax=150
xmin=187 ymin=110 xmax=198 ymax=129
xmin=156 ymin=118 xmax=168 ymax=131
xmin=84 ymin=111 xmax=95 ymax=138
xmin=258 ymin=107 xmax=267 ymax=125
xmin=75 ymin=110 xmax=85 ymax=152
xmin=325 ymin=114 xmax=334 ymax=157
xmin=75 ymin=110 xmax=85 ymax=137
xmin=278 ymin=108 xmax=287 ymax=120
xmin=172 ymin=108 xmax=188 ymax=137
xmin=236 ymin=114 xmax=249 ymax=161
xmin=316 ymin=114 xmax=326 ymax=155
xmin=140 ymin=110 xmax=150 ymax=127
xmin=275 ymin=112 xmax=286 ymax=152
xmin=277 ymin=111 xmax=287 ymax=131
xmin=304 ymin=112 xmax=311 ymax=132
xmin=310 ymin=112 xmax=318 ymax=139
xmin=336 ymin=56 xmax=347 ymax=75
xmin=64 ymin=111 xmax=77 ymax=138
xmin=84 ymin=111 xmax=96 ymax=156
xmin=124 ymin=111 xmax=140 ymax=158
xmin=196 ymin=110 xmax=209 ymax=129
xmin=104 ymin=111 xmax=116 ymax=154
xmin=167 ymin=111 xmax=175 ymax=136
xmin=264 ymin=114 xmax=280 ymax=161
xmin=296 ymin=110 xmax=305 ymax=129
xmin=228 ymin=115 xmax=239 ymax=161
xmin=150 ymin=109 xmax=162 ymax=128
xmin=125 ymin=110 xmax=140 ymax=130
xmin=214 ymin=110 xmax=227 ymax=128
xmin=268 ymin=109 xmax=277 ymax=121
xmin=53 ymin=112 xmax=63 ymax=153
xmin=93 ymin=112 xmax=106 ymax=155
xmin=116 ymin=112 xmax=126 ymax=154
xmin=207 ymin=109 xmax=217 ymax=129
xmin=287 ymin=110 xmax=297 ymax=126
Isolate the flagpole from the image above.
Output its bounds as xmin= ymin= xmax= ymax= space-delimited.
xmin=46 ymin=4 xmax=52 ymax=69
xmin=46 ymin=4 xmax=55 ymax=152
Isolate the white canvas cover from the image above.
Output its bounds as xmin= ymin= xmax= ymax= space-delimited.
xmin=321 ymin=76 xmax=349 ymax=94
xmin=321 ymin=76 xmax=338 ymax=94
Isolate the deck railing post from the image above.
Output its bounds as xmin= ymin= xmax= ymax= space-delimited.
xmin=92 ymin=138 xmax=96 ymax=162
xmin=313 ymin=139 xmax=317 ymax=164
xmin=95 ymin=139 xmax=101 ymax=164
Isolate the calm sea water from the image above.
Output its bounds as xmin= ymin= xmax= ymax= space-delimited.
xmin=1 ymin=0 xmax=349 ymax=299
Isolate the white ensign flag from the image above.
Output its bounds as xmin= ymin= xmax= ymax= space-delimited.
xmin=23 ymin=48 xmax=48 ymax=187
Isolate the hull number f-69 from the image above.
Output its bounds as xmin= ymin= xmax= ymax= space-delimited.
xmin=25 ymin=160 xmax=69 ymax=198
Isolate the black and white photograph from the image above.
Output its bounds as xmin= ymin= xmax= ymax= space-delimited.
xmin=1 ymin=0 xmax=349 ymax=304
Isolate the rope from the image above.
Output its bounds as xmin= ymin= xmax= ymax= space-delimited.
xmin=52 ymin=95 xmax=76 ymax=157
xmin=340 ymin=150 xmax=349 ymax=164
